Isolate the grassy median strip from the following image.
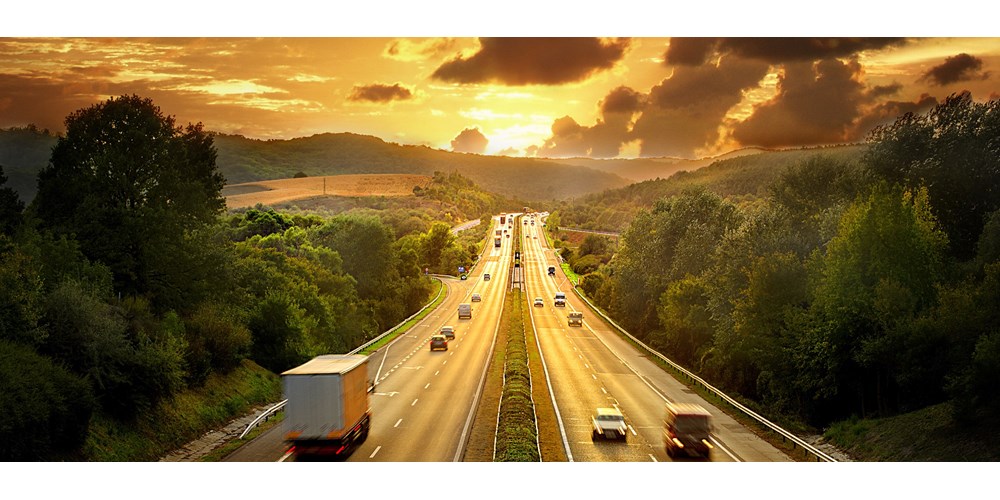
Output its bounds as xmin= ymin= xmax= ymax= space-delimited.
xmin=494 ymin=288 xmax=539 ymax=461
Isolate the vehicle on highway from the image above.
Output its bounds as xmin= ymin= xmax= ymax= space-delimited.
xmin=533 ymin=297 xmax=544 ymax=307
xmin=523 ymin=220 xmax=527 ymax=224
xmin=554 ymin=292 xmax=566 ymax=307
xmin=592 ymin=407 xmax=627 ymax=441
xmin=531 ymin=221 xmax=535 ymax=225
xmin=430 ymin=334 xmax=448 ymax=351
xmin=548 ymin=266 xmax=556 ymax=276
xmin=568 ymin=311 xmax=583 ymax=327
xmin=484 ymin=273 xmax=491 ymax=280
xmin=460 ymin=274 xmax=468 ymax=280
xmin=471 ymin=293 xmax=482 ymax=302
xmin=458 ymin=303 xmax=472 ymax=319
xmin=664 ymin=403 xmax=713 ymax=459
xmin=283 ymin=354 xmax=371 ymax=460
xmin=440 ymin=325 xmax=455 ymax=339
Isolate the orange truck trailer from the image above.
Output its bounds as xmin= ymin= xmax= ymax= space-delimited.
xmin=283 ymin=354 xmax=371 ymax=460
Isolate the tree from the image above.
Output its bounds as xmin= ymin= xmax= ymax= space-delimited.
xmin=0 ymin=166 xmax=23 ymax=235
xmin=811 ymin=183 xmax=948 ymax=418
xmin=32 ymin=95 xmax=225 ymax=306
xmin=864 ymin=93 xmax=1000 ymax=260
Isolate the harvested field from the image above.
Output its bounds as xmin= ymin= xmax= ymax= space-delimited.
xmin=223 ymin=174 xmax=432 ymax=209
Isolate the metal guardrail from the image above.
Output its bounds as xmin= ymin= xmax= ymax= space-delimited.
xmin=239 ymin=276 xmax=446 ymax=439
xmin=571 ymin=288 xmax=837 ymax=462
xmin=347 ymin=276 xmax=445 ymax=355
xmin=238 ymin=400 xmax=287 ymax=440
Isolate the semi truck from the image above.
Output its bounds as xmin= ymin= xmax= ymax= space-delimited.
xmin=283 ymin=354 xmax=371 ymax=460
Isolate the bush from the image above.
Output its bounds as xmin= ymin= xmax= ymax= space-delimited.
xmin=0 ymin=340 xmax=95 ymax=460
xmin=186 ymin=302 xmax=252 ymax=379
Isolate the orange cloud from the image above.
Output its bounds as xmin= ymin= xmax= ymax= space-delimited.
xmin=451 ymin=127 xmax=488 ymax=154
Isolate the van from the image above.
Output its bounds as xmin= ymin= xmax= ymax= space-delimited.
xmin=458 ymin=303 xmax=472 ymax=319
xmin=554 ymin=292 xmax=566 ymax=307
xmin=663 ymin=402 xmax=713 ymax=459
xmin=568 ymin=311 xmax=583 ymax=327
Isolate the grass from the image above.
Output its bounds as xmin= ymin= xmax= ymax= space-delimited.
xmin=83 ymin=360 xmax=281 ymax=461
xmin=824 ymin=402 xmax=1000 ymax=461
xmin=201 ymin=412 xmax=285 ymax=462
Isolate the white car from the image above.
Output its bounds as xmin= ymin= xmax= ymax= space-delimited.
xmin=471 ymin=293 xmax=482 ymax=302
xmin=592 ymin=408 xmax=627 ymax=441
xmin=533 ymin=298 xmax=544 ymax=307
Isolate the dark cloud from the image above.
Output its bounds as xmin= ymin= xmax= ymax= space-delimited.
xmin=538 ymin=86 xmax=645 ymax=158
xmin=600 ymin=86 xmax=644 ymax=115
xmin=539 ymin=116 xmax=589 ymax=157
xmin=632 ymin=57 xmax=770 ymax=157
xmin=664 ymin=38 xmax=718 ymax=66
xmin=870 ymin=83 xmax=903 ymax=98
xmin=451 ymin=127 xmax=488 ymax=154
xmin=920 ymin=53 xmax=991 ymax=86
xmin=851 ymin=94 xmax=939 ymax=140
xmin=732 ymin=58 xmax=869 ymax=148
xmin=348 ymin=83 xmax=413 ymax=103
xmin=666 ymin=38 xmax=908 ymax=66
xmin=431 ymin=38 xmax=630 ymax=85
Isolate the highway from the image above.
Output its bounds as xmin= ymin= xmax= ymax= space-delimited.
xmin=227 ymin=213 xmax=790 ymax=462
xmin=520 ymin=213 xmax=791 ymax=462
xmin=225 ymin=215 xmax=515 ymax=462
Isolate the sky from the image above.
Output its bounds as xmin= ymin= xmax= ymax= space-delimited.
xmin=1 ymin=36 xmax=998 ymax=159
xmin=0 ymin=37 xmax=1000 ymax=158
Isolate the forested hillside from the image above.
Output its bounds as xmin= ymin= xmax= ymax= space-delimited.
xmin=563 ymin=93 xmax=1000 ymax=436
xmin=551 ymin=144 xmax=865 ymax=232
xmin=0 ymin=96 xmax=491 ymax=460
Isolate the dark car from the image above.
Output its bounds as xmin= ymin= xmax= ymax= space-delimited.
xmin=430 ymin=334 xmax=448 ymax=351
xmin=460 ymin=274 xmax=468 ymax=280
xmin=483 ymin=273 xmax=491 ymax=281
xmin=592 ymin=408 xmax=628 ymax=441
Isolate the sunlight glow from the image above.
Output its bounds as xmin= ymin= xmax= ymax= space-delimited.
xmin=180 ymin=79 xmax=287 ymax=96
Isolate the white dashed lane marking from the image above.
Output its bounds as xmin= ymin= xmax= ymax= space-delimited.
xmin=411 ymin=399 xmax=419 ymax=406
xmin=370 ymin=446 xmax=382 ymax=459
xmin=394 ymin=419 xmax=402 ymax=428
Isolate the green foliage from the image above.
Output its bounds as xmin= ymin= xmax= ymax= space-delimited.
xmin=184 ymin=302 xmax=252 ymax=385
xmin=0 ymin=166 xmax=24 ymax=234
xmin=864 ymin=93 xmax=1000 ymax=260
xmin=32 ymin=95 xmax=225 ymax=306
xmin=655 ymin=276 xmax=714 ymax=368
xmin=0 ymin=244 xmax=44 ymax=346
xmin=0 ymin=340 xmax=95 ymax=460
xmin=247 ymin=290 xmax=315 ymax=373
xmin=613 ymin=188 xmax=739 ymax=335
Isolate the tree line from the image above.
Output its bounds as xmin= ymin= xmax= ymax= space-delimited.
xmin=577 ymin=93 xmax=1000 ymax=427
xmin=0 ymin=95 xmax=490 ymax=459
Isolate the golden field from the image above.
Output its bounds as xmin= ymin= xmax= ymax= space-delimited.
xmin=223 ymin=174 xmax=433 ymax=209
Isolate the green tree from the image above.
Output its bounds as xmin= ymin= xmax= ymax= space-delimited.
xmin=32 ymin=95 xmax=225 ymax=307
xmin=0 ymin=166 xmax=23 ymax=235
xmin=864 ymin=93 xmax=1000 ymax=260
xmin=811 ymin=183 xmax=948 ymax=418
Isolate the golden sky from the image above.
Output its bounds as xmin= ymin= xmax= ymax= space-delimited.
xmin=1 ymin=37 xmax=998 ymax=159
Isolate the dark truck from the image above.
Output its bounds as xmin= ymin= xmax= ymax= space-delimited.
xmin=663 ymin=402 xmax=713 ymax=459
xmin=283 ymin=354 xmax=371 ymax=460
